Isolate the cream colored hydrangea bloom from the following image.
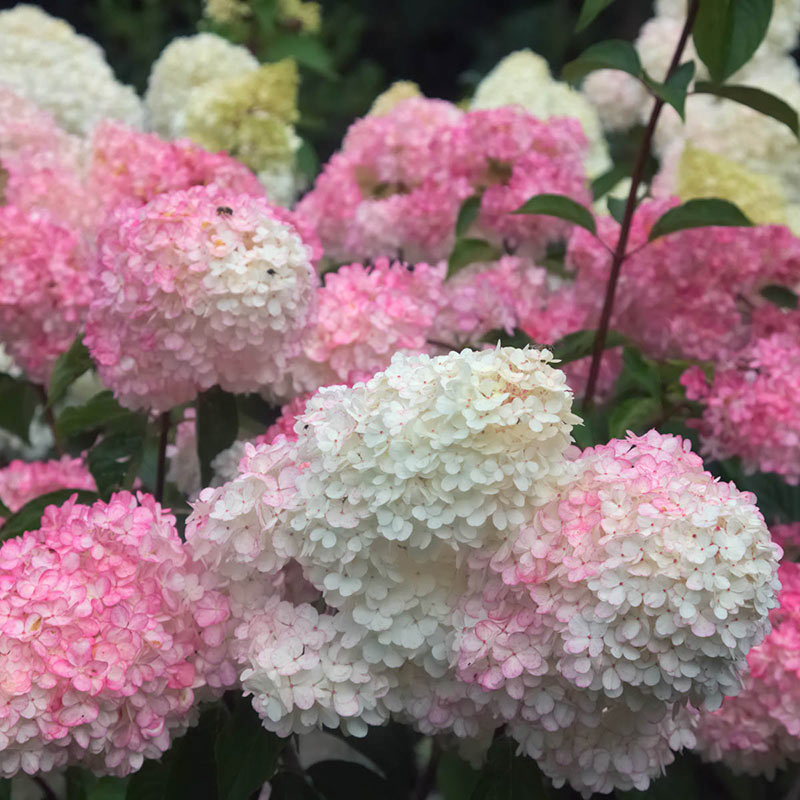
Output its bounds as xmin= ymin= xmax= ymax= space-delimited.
xmin=471 ymin=50 xmax=611 ymax=177
xmin=204 ymin=0 xmax=251 ymax=24
xmin=145 ymin=33 xmax=258 ymax=138
xmin=369 ymin=81 xmax=423 ymax=116
xmin=0 ymin=4 xmax=142 ymax=135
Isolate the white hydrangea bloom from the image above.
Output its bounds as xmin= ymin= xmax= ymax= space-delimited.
xmin=0 ymin=4 xmax=143 ymax=135
xmin=581 ymin=69 xmax=650 ymax=132
xmin=144 ymin=33 xmax=258 ymax=138
xmin=471 ymin=50 xmax=611 ymax=177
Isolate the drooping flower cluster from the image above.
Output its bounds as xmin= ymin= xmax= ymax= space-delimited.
xmin=186 ymin=348 xmax=780 ymax=795
xmin=471 ymin=49 xmax=610 ymax=178
xmin=296 ymin=99 xmax=590 ymax=264
xmin=0 ymin=206 xmax=91 ymax=384
xmin=0 ymin=492 xmax=232 ymax=776
xmin=695 ymin=561 xmax=800 ymax=774
xmin=0 ymin=4 xmax=142 ymax=135
xmin=681 ymin=333 xmax=800 ymax=483
xmin=85 ymin=185 xmax=319 ymax=411
xmin=0 ymin=456 xmax=95 ymax=519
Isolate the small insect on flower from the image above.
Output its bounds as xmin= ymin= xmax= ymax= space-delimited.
xmin=216 ymin=206 xmax=234 ymax=215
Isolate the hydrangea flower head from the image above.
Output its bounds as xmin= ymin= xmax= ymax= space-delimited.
xmin=0 ymin=4 xmax=142 ymax=135
xmin=85 ymin=185 xmax=318 ymax=411
xmin=0 ymin=206 xmax=91 ymax=384
xmin=0 ymin=492 xmax=232 ymax=776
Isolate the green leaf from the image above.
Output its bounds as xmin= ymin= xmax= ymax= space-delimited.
xmin=88 ymin=429 xmax=146 ymax=496
xmin=126 ymin=759 xmax=170 ymax=800
xmin=607 ymin=196 xmax=627 ymax=224
xmin=57 ymin=391 xmax=131 ymax=438
xmin=469 ymin=739 xmax=551 ymax=800
xmin=437 ymin=752 xmax=482 ymax=800
xmin=0 ymin=375 xmax=39 ymax=442
xmin=608 ymin=396 xmax=661 ymax=438
xmin=591 ymin=164 xmax=627 ymax=200
xmin=760 ymin=284 xmax=799 ymax=309
xmin=694 ymin=81 xmax=799 ymax=137
xmin=48 ymin=335 xmax=93 ymax=406
xmin=482 ymin=329 xmax=534 ymax=349
xmin=163 ymin=707 xmax=222 ymax=800
xmin=617 ymin=347 xmax=662 ymax=398
xmin=307 ymin=761 xmax=391 ymax=800
xmin=296 ymin=138 xmax=319 ymax=181
xmin=216 ymin=696 xmax=284 ymax=800
xmin=447 ymin=238 xmax=503 ymax=278
xmin=647 ymin=198 xmax=752 ymax=241
xmin=269 ymin=773 xmax=322 ymax=800
xmin=645 ymin=61 xmax=696 ymax=119
xmin=694 ymin=0 xmax=774 ymax=83
xmin=456 ymin=194 xmax=483 ymax=237
xmin=576 ymin=0 xmax=615 ymax=31
xmin=562 ymin=39 xmax=642 ymax=83
xmin=265 ymin=34 xmax=336 ymax=78
xmin=551 ymin=329 xmax=631 ymax=365
xmin=88 ymin=777 xmax=129 ymax=800
xmin=0 ymin=488 xmax=99 ymax=541
xmin=0 ymin=780 xmax=9 ymax=800
xmin=197 ymin=386 xmax=239 ymax=486
xmin=513 ymin=193 xmax=596 ymax=235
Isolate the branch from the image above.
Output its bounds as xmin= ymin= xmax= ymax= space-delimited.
xmin=582 ymin=0 xmax=700 ymax=409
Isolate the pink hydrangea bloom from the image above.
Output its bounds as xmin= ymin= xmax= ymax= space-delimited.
xmin=297 ymin=99 xmax=590 ymax=264
xmin=86 ymin=121 xmax=264 ymax=214
xmin=682 ymin=333 xmax=800 ymax=483
xmin=0 ymin=492 xmax=232 ymax=777
xmin=695 ymin=562 xmax=800 ymax=774
xmin=0 ymin=206 xmax=91 ymax=384
xmin=270 ymin=258 xmax=444 ymax=400
xmin=256 ymin=393 xmax=313 ymax=446
xmin=771 ymin=523 xmax=800 ymax=560
xmin=566 ymin=199 xmax=800 ymax=362
xmin=84 ymin=185 xmax=319 ymax=411
xmin=0 ymin=456 xmax=95 ymax=519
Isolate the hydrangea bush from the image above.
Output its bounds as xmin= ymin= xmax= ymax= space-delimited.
xmin=0 ymin=1 xmax=799 ymax=799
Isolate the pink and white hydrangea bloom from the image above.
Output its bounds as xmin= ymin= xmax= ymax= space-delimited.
xmin=85 ymin=185 xmax=319 ymax=411
xmin=0 ymin=492 xmax=233 ymax=777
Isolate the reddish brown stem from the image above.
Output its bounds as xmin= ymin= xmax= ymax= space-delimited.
xmin=154 ymin=410 xmax=170 ymax=505
xmin=582 ymin=0 xmax=700 ymax=409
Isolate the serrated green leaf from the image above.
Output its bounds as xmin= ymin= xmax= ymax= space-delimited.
xmin=608 ymin=396 xmax=661 ymax=438
xmin=760 ymin=284 xmax=799 ymax=309
xmin=0 ymin=375 xmax=39 ymax=442
xmin=607 ymin=196 xmax=627 ymax=224
xmin=216 ymin=697 xmax=284 ymax=800
xmin=645 ymin=61 xmax=696 ymax=119
xmin=307 ymin=761 xmax=391 ymax=800
xmin=0 ymin=489 xmax=99 ymax=541
xmin=56 ymin=391 xmax=132 ymax=438
xmin=88 ymin=429 xmax=145 ymax=496
xmin=562 ymin=39 xmax=642 ymax=83
xmin=456 ymin=194 xmax=483 ymax=237
xmin=513 ymin=193 xmax=596 ymax=235
xmin=197 ymin=386 xmax=239 ymax=486
xmin=576 ymin=0 xmax=616 ymax=31
xmin=694 ymin=81 xmax=799 ymax=137
xmin=648 ymin=198 xmax=751 ymax=241
xmin=551 ymin=329 xmax=631 ymax=365
xmin=48 ymin=336 xmax=93 ymax=406
xmin=447 ymin=238 xmax=503 ymax=278
xmin=694 ymin=0 xmax=773 ymax=83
